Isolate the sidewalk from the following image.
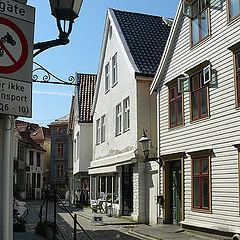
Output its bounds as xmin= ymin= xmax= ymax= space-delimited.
xmin=13 ymin=232 xmax=46 ymax=240
xmin=73 ymin=207 xmax=232 ymax=240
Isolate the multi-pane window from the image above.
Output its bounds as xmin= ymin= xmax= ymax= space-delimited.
xmin=105 ymin=63 xmax=110 ymax=92
xmin=123 ymin=97 xmax=130 ymax=132
xmin=18 ymin=146 xmax=24 ymax=161
xmin=169 ymin=85 xmax=183 ymax=128
xmin=96 ymin=118 xmax=101 ymax=144
xmin=37 ymin=153 xmax=41 ymax=167
xmin=192 ymin=157 xmax=210 ymax=210
xmin=29 ymin=151 xmax=34 ymax=166
xmin=228 ymin=0 xmax=240 ymax=20
xmin=235 ymin=51 xmax=240 ymax=107
xmin=101 ymin=115 xmax=105 ymax=143
xmin=116 ymin=103 xmax=122 ymax=135
xmin=56 ymin=164 xmax=64 ymax=178
xmin=112 ymin=53 xmax=118 ymax=85
xmin=37 ymin=173 xmax=41 ymax=188
xmin=191 ymin=0 xmax=209 ymax=45
xmin=191 ymin=72 xmax=209 ymax=121
xmin=56 ymin=142 xmax=64 ymax=156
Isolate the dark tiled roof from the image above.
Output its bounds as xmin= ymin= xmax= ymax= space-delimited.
xmin=31 ymin=127 xmax=51 ymax=141
xmin=112 ymin=9 xmax=172 ymax=76
xmin=77 ymin=73 xmax=97 ymax=123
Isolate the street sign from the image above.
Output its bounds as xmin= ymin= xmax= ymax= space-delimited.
xmin=0 ymin=77 xmax=31 ymax=117
xmin=0 ymin=0 xmax=35 ymax=117
xmin=0 ymin=0 xmax=35 ymax=83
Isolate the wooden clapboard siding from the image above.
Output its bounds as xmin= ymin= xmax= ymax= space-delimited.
xmin=157 ymin=0 xmax=240 ymax=233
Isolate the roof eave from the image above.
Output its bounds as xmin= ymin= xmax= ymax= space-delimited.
xmin=150 ymin=0 xmax=183 ymax=94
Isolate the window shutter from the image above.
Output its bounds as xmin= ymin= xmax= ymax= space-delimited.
xmin=183 ymin=0 xmax=192 ymax=18
xmin=203 ymin=65 xmax=212 ymax=84
xmin=178 ymin=76 xmax=190 ymax=93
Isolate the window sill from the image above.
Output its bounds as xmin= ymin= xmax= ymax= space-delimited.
xmin=191 ymin=208 xmax=212 ymax=214
xmin=190 ymin=115 xmax=210 ymax=124
xmin=105 ymin=89 xmax=110 ymax=94
xmin=168 ymin=123 xmax=184 ymax=131
xmin=115 ymin=132 xmax=121 ymax=137
xmin=123 ymin=128 xmax=130 ymax=133
xmin=112 ymin=81 xmax=118 ymax=88
xmin=227 ymin=14 xmax=240 ymax=25
xmin=190 ymin=34 xmax=211 ymax=50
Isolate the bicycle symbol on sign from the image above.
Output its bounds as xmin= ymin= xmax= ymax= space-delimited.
xmin=0 ymin=32 xmax=16 ymax=57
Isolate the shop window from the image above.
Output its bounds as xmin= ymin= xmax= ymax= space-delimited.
xmin=192 ymin=156 xmax=210 ymax=210
xmin=169 ymin=84 xmax=183 ymax=128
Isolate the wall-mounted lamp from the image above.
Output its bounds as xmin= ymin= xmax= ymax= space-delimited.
xmin=33 ymin=0 xmax=83 ymax=57
xmin=139 ymin=129 xmax=163 ymax=167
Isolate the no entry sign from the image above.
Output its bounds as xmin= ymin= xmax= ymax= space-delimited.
xmin=0 ymin=17 xmax=28 ymax=74
xmin=0 ymin=0 xmax=35 ymax=84
xmin=0 ymin=0 xmax=35 ymax=117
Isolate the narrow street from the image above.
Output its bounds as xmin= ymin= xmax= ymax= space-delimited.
xmin=20 ymin=200 xmax=231 ymax=240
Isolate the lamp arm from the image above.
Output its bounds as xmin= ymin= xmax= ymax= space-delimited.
xmin=146 ymin=157 xmax=163 ymax=167
xmin=33 ymin=37 xmax=70 ymax=58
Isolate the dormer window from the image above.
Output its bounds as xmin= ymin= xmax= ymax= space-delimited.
xmin=183 ymin=0 xmax=210 ymax=46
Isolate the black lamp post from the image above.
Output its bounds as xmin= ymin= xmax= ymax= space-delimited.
xmin=139 ymin=129 xmax=163 ymax=167
xmin=33 ymin=0 xmax=83 ymax=57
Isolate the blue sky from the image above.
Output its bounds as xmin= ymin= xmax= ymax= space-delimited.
xmin=19 ymin=0 xmax=179 ymax=126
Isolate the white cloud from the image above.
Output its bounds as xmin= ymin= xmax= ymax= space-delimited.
xmin=33 ymin=91 xmax=73 ymax=96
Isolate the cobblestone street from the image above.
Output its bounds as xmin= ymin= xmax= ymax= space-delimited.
xmin=17 ymin=200 xmax=232 ymax=240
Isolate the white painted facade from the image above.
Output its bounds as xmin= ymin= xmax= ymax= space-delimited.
xmin=151 ymin=0 xmax=240 ymax=235
xmin=89 ymin=9 xmax=157 ymax=223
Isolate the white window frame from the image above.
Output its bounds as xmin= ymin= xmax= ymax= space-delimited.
xmin=112 ymin=53 xmax=118 ymax=85
xmin=96 ymin=118 xmax=101 ymax=144
xmin=101 ymin=115 xmax=105 ymax=143
xmin=177 ymin=76 xmax=190 ymax=93
xmin=123 ymin=97 xmax=130 ymax=132
xmin=116 ymin=103 xmax=122 ymax=135
xmin=105 ymin=63 xmax=110 ymax=92
xmin=203 ymin=64 xmax=212 ymax=84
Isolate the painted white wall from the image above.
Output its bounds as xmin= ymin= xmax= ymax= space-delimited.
xmin=156 ymin=1 xmax=240 ymax=233
xmin=91 ymin=13 xmax=139 ymax=169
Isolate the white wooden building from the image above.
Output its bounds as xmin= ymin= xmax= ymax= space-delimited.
xmin=151 ymin=0 xmax=240 ymax=236
xmin=89 ymin=8 xmax=171 ymax=223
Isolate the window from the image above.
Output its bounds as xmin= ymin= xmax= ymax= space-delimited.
xmin=101 ymin=115 xmax=105 ymax=142
xmin=96 ymin=118 xmax=101 ymax=144
xmin=190 ymin=0 xmax=210 ymax=45
xmin=112 ymin=53 xmax=118 ymax=85
xmin=234 ymin=51 xmax=240 ymax=107
xmin=228 ymin=0 xmax=240 ymax=20
xmin=192 ymin=157 xmax=210 ymax=210
xmin=123 ymin=97 xmax=130 ymax=131
xmin=105 ymin=63 xmax=110 ymax=92
xmin=37 ymin=153 xmax=41 ymax=167
xmin=116 ymin=103 xmax=122 ymax=135
xmin=169 ymin=85 xmax=183 ymax=128
xmin=18 ymin=146 xmax=24 ymax=161
xmin=190 ymin=71 xmax=209 ymax=121
xmin=29 ymin=151 xmax=34 ymax=165
xmin=37 ymin=173 xmax=41 ymax=188
xmin=56 ymin=164 xmax=64 ymax=178
xmin=56 ymin=142 xmax=64 ymax=156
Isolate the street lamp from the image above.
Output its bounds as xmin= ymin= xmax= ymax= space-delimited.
xmin=139 ymin=129 xmax=163 ymax=167
xmin=33 ymin=0 xmax=83 ymax=57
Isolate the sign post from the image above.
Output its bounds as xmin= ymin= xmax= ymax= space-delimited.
xmin=0 ymin=1 xmax=35 ymax=239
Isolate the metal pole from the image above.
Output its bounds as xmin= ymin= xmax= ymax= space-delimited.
xmin=74 ymin=214 xmax=77 ymax=240
xmin=0 ymin=115 xmax=13 ymax=240
xmin=53 ymin=185 xmax=57 ymax=240
xmin=45 ymin=187 xmax=48 ymax=221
